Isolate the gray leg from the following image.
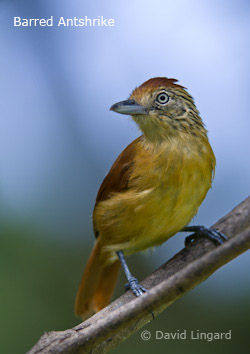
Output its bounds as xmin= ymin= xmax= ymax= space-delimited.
xmin=181 ymin=225 xmax=228 ymax=247
xmin=116 ymin=251 xmax=147 ymax=296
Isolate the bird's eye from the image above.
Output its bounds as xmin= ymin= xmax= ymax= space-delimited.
xmin=155 ymin=92 xmax=169 ymax=106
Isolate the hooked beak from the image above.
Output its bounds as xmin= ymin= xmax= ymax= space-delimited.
xmin=110 ymin=99 xmax=147 ymax=115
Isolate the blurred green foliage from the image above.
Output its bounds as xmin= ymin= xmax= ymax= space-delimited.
xmin=1 ymin=225 xmax=249 ymax=354
xmin=1 ymin=225 xmax=84 ymax=353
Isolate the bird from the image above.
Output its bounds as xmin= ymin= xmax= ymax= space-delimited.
xmin=74 ymin=77 xmax=227 ymax=319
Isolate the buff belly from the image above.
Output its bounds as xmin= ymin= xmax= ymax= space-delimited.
xmin=93 ymin=166 xmax=212 ymax=262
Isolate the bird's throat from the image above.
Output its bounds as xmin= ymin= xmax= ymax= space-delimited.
xmin=133 ymin=111 xmax=207 ymax=144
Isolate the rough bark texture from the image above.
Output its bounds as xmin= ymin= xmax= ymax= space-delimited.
xmin=28 ymin=196 xmax=250 ymax=354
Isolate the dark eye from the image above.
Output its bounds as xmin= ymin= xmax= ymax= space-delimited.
xmin=156 ymin=92 xmax=169 ymax=106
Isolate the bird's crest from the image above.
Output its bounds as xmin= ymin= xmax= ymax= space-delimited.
xmin=131 ymin=77 xmax=186 ymax=98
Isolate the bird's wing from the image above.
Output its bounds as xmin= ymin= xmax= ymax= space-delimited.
xmin=95 ymin=136 xmax=142 ymax=205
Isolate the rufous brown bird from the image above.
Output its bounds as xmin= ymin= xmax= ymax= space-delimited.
xmin=75 ymin=77 xmax=227 ymax=319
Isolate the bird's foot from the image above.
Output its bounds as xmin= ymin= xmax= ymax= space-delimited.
xmin=125 ymin=277 xmax=147 ymax=296
xmin=185 ymin=226 xmax=228 ymax=247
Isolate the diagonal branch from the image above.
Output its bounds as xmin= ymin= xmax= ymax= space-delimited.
xmin=27 ymin=196 xmax=250 ymax=354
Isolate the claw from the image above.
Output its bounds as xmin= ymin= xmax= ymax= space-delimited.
xmin=125 ymin=277 xmax=147 ymax=297
xmin=185 ymin=226 xmax=228 ymax=247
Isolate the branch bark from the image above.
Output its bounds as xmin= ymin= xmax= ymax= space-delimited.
xmin=28 ymin=196 xmax=250 ymax=354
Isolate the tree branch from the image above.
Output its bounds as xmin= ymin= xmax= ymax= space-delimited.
xmin=28 ymin=196 xmax=250 ymax=354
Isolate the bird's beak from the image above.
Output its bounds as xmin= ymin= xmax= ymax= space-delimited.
xmin=110 ymin=99 xmax=147 ymax=115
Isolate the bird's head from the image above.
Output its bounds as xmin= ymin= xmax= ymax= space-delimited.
xmin=110 ymin=77 xmax=207 ymax=142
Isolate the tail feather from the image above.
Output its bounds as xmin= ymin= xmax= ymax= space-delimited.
xmin=74 ymin=239 xmax=120 ymax=319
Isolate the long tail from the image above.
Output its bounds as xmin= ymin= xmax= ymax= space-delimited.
xmin=74 ymin=238 xmax=120 ymax=320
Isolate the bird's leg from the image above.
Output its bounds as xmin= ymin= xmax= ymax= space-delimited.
xmin=181 ymin=225 xmax=228 ymax=247
xmin=116 ymin=251 xmax=147 ymax=296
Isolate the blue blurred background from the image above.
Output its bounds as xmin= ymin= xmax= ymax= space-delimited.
xmin=1 ymin=1 xmax=250 ymax=353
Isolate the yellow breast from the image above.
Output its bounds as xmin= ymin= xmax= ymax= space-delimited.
xmin=94 ymin=135 xmax=215 ymax=261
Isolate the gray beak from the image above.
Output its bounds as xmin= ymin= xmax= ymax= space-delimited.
xmin=110 ymin=99 xmax=147 ymax=115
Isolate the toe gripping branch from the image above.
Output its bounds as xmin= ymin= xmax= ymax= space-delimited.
xmin=116 ymin=226 xmax=227 ymax=299
xmin=182 ymin=225 xmax=228 ymax=247
xmin=125 ymin=277 xmax=147 ymax=296
xmin=117 ymin=251 xmax=147 ymax=297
